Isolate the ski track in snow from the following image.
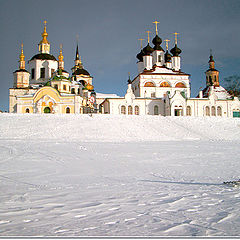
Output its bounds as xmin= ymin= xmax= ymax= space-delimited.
xmin=0 ymin=114 xmax=240 ymax=236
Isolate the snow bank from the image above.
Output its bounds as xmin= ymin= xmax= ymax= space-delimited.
xmin=0 ymin=113 xmax=239 ymax=142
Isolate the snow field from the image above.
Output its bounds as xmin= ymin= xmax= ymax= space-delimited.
xmin=0 ymin=114 xmax=240 ymax=236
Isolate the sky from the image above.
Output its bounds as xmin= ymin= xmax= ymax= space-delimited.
xmin=1 ymin=0 xmax=240 ymax=111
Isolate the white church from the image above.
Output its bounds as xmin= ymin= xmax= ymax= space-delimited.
xmin=9 ymin=21 xmax=240 ymax=117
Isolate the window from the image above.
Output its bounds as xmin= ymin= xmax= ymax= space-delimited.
xmin=135 ymin=106 xmax=139 ymax=115
xmin=205 ymin=106 xmax=210 ymax=116
xmin=144 ymin=82 xmax=155 ymax=87
xmin=25 ymin=108 xmax=30 ymax=113
xmin=128 ymin=106 xmax=133 ymax=115
xmin=160 ymin=81 xmax=170 ymax=87
xmin=151 ymin=92 xmax=156 ymax=98
xmin=211 ymin=106 xmax=216 ymax=116
xmin=158 ymin=55 xmax=161 ymax=62
xmin=31 ymin=68 xmax=35 ymax=79
xmin=66 ymin=107 xmax=70 ymax=114
xmin=51 ymin=69 xmax=55 ymax=77
xmin=121 ymin=105 xmax=126 ymax=114
xmin=175 ymin=82 xmax=186 ymax=88
xmin=186 ymin=106 xmax=191 ymax=116
xmin=63 ymin=85 xmax=66 ymax=90
xmin=217 ymin=106 xmax=222 ymax=116
xmin=154 ymin=105 xmax=159 ymax=115
xmin=40 ymin=68 xmax=45 ymax=78
xmin=54 ymin=85 xmax=58 ymax=90
xmin=71 ymin=88 xmax=75 ymax=94
xmin=78 ymin=88 xmax=80 ymax=94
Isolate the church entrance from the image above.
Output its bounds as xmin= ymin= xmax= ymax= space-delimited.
xmin=174 ymin=109 xmax=182 ymax=116
xmin=44 ymin=107 xmax=51 ymax=114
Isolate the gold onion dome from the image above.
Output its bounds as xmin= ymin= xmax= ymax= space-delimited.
xmin=19 ymin=43 xmax=25 ymax=61
xmin=40 ymin=21 xmax=49 ymax=44
xmin=85 ymin=83 xmax=94 ymax=91
xmin=58 ymin=45 xmax=64 ymax=61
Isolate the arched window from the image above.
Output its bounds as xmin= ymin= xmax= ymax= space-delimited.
xmin=175 ymin=82 xmax=186 ymax=88
xmin=25 ymin=108 xmax=30 ymax=113
xmin=186 ymin=106 xmax=191 ymax=116
xmin=78 ymin=88 xmax=80 ymax=94
xmin=154 ymin=105 xmax=159 ymax=115
xmin=121 ymin=105 xmax=126 ymax=114
xmin=128 ymin=106 xmax=133 ymax=115
xmin=66 ymin=107 xmax=70 ymax=114
xmin=160 ymin=81 xmax=170 ymax=87
xmin=71 ymin=88 xmax=75 ymax=94
xmin=205 ymin=106 xmax=210 ymax=116
xmin=217 ymin=106 xmax=222 ymax=116
xmin=211 ymin=106 xmax=216 ymax=116
xmin=135 ymin=106 xmax=139 ymax=115
xmin=144 ymin=82 xmax=155 ymax=87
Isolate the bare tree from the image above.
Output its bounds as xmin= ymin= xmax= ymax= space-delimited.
xmin=224 ymin=75 xmax=240 ymax=97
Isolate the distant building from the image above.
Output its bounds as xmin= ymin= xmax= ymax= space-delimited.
xmin=9 ymin=21 xmax=240 ymax=117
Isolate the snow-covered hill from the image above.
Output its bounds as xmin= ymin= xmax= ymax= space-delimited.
xmin=0 ymin=114 xmax=240 ymax=236
xmin=1 ymin=114 xmax=240 ymax=141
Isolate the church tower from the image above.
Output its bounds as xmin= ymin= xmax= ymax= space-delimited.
xmin=205 ymin=52 xmax=219 ymax=87
xmin=142 ymin=31 xmax=154 ymax=70
xmin=170 ymin=33 xmax=181 ymax=71
xmin=29 ymin=21 xmax=58 ymax=85
xmin=152 ymin=21 xmax=165 ymax=67
xmin=13 ymin=43 xmax=30 ymax=88
xmin=38 ymin=21 xmax=50 ymax=54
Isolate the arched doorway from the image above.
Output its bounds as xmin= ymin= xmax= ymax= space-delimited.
xmin=44 ymin=107 xmax=51 ymax=113
xmin=66 ymin=107 xmax=70 ymax=114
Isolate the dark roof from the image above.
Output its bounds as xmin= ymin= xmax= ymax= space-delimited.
xmin=13 ymin=69 xmax=29 ymax=73
xmin=57 ymin=69 xmax=69 ymax=74
xmin=30 ymin=53 xmax=57 ymax=61
xmin=170 ymin=44 xmax=182 ymax=56
xmin=72 ymin=68 xmax=90 ymax=76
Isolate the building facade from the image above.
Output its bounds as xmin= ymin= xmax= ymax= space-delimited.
xmin=9 ymin=22 xmax=240 ymax=117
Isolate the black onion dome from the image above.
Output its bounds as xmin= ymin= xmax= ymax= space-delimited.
xmin=30 ymin=53 xmax=57 ymax=61
xmin=73 ymin=68 xmax=90 ymax=76
xmin=165 ymin=50 xmax=172 ymax=62
xmin=142 ymin=43 xmax=154 ymax=56
xmin=209 ymin=55 xmax=214 ymax=63
xmin=136 ymin=49 xmax=144 ymax=61
xmin=152 ymin=35 xmax=164 ymax=51
xmin=170 ymin=44 xmax=182 ymax=56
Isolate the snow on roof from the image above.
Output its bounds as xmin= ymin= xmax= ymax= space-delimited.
xmin=202 ymin=86 xmax=232 ymax=100
xmin=96 ymin=92 xmax=120 ymax=98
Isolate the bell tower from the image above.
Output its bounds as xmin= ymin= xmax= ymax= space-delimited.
xmin=205 ymin=51 xmax=219 ymax=87
xmin=13 ymin=43 xmax=30 ymax=88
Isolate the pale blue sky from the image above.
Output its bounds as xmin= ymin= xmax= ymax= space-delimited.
xmin=1 ymin=0 xmax=240 ymax=111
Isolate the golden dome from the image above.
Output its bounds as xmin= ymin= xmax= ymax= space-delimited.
xmin=58 ymin=44 xmax=64 ymax=61
xmin=40 ymin=20 xmax=49 ymax=44
xmin=85 ymin=83 xmax=94 ymax=91
xmin=19 ymin=43 xmax=25 ymax=62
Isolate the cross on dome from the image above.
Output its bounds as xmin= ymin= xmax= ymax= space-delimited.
xmin=153 ymin=20 xmax=160 ymax=35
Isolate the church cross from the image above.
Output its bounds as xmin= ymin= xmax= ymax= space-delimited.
xmin=173 ymin=32 xmax=179 ymax=44
xmin=153 ymin=20 xmax=160 ymax=35
xmin=138 ymin=38 xmax=144 ymax=49
xmin=146 ymin=31 xmax=151 ymax=43
xmin=164 ymin=39 xmax=170 ymax=50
